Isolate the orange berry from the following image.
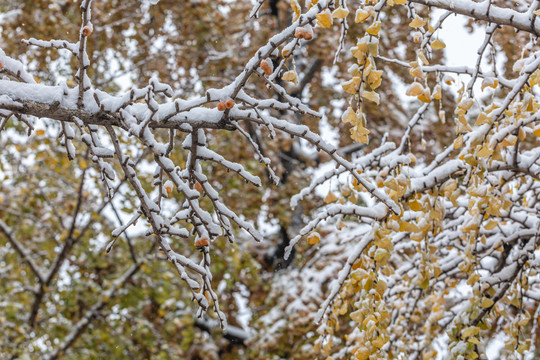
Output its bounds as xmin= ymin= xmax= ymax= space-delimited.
xmin=194 ymin=182 xmax=203 ymax=192
xmin=260 ymin=60 xmax=273 ymax=76
xmin=194 ymin=238 xmax=209 ymax=248
xmin=0 ymin=62 xmax=3 ymax=71
xmin=302 ymin=25 xmax=314 ymax=41
xmin=164 ymin=180 xmax=174 ymax=196
xmin=217 ymin=102 xmax=226 ymax=111
xmin=82 ymin=26 xmax=92 ymax=37
xmin=225 ymin=100 xmax=234 ymax=109
xmin=294 ymin=28 xmax=305 ymax=39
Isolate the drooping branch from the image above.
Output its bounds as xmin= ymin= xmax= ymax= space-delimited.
xmin=410 ymin=0 xmax=540 ymax=36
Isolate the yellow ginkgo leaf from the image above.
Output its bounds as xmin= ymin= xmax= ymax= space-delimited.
xmin=519 ymin=127 xmax=526 ymax=141
xmin=367 ymin=69 xmax=383 ymax=89
xmin=462 ymin=326 xmax=480 ymax=338
xmin=332 ymin=7 xmax=349 ymax=19
xmin=348 ymin=63 xmax=361 ymax=77
xmin=501 ymin=135 xmax=517 ymax=147
xmin=324 ymin=191 xmax=337 ymax=203
xmin=533 ymin=126 xmax=540 ymax=137
xmin=417 ymin=90 xmax=431 ymax=103
xmin=430 ymin=38 xmax=446 ymax=50
xmin=534 ymin=9 xmax=540 ymax=15
xmin=350 ymin=47 xmax=366 ymax=64
xmin=454 ymin=134 xmax=463 ymax=149
xmin=353 ymin=37 xmax=368 ymax=54
xmin=409 ymin=65 xmax=423 ymax=78
xmin=439 ymin=110 xmax=446 ymax=123
xmin=35 ymin=129 xmax=46 ymax=136
xmin=342 ymin=77 xmax=361 ymax=94
xmin=409 ymin=16 xmax=426 ymax=28
xmin=316 ymin=9 xmax=333 ymax=28
xmin=517 ymin=316 xmax=530 ymax=327
xmin=355 ymin=7 xmax=372 ymax=23
xmin=367 ymin=38 xmax=379 ymax=56
xmin=366 ymin=21 xmax=381 ymax=36
xmin=474 ymin=112 xmax=492 ymax=126
xmin=406 ymin=82 xmax=425 ymax=96
xmin=480 ymin=297 xmax=494 ymax=308
xmin=417 ymin=49 xmax=429 ymax=65
xmin=409 ymin=199 xmax=422 ymax=211
xmin=282 ymin=69 xmax=298 ymax=84
xmin=456 ymin=98 xmax=474 ymax=114
xmin=484 ymin=220 xmax=498 ymax=230
xmin=307 ymin=0 xmax=319 ymax=9
xmin=307 ymin=232 xmax=320 ymax=245
xmin=467 ymin=273 xmax=480 ymax=285
xmin=393 ymin=0 xmax=407 ymax=4
xmin=361 ymin=90 xmax=380 ymax=105
xmin=374 ymin=248 xmax=389 ymax=263
xmin=481 ymin=77 xmax=498 ymax=90
xmin=290 ymin=0 xmax=301 ymax=22
xmin=354 ymin=124 xmax=370 ymax=136
xmin=444 ymin=74 xmax=455 ymax=85
xmin=341 ymin=107 xmax=357 ymax=124
xmin=456 ymin=115 xmax=472 ymax=132
xmin=433 ymin=84 xmax=442 ymax=100
xmin=351 ymin=127 xmax=369 ymax=144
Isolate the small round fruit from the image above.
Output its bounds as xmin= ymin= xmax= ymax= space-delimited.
xmin=82 ymin=25 xmax=92 ymax=37
xmin=302 ymin=25 xmax=313 ymax=40
xmin=260 ymin=60 xmax=273 ymax=76
xmin=217 ymin=102 xmax=227 ymax=111
xmin=225 ymin=99 xmax=234 ymax=109
xmin=164 ymin=180 xmax=174 ymax=196
xmin=194 ymin=238 xmax=209 ymax=248
xmin=194 ymin=182 xmax=203 ymax=192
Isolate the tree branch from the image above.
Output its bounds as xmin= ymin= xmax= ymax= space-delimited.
xmin=410 ymin=0 xmax=540 ymax=36
xmin=0 ymin=219 xmax=45 ymax=284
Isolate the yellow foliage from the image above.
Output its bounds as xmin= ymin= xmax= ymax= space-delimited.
xmin=366 ymin=21 xmax=381 ymax=36
xmin=430 ymin=39 xmax=445 ymax=50
xmin=316 ymin=9 xmax=333 ymax=28
xmin=282 ymin=69 xmax=298 ymax=84
xmin=342 ymin=77 xmax=361 ymax=94
xmin=480 ymin=297 xmax=494 ymax=308
xmin=307 ymin=232 xmax=320 ymax=245
xmin=409 ymin=16 xmax=426 ymax=28
xmin=290 ymin=0 xmax=301 ymax=22
xmin=355 ymin=7 xmax=372 ymax=23
xmin=332 ymin=7 xmax=349 ymax=19
xmin=361 ymin=90 xmax=380 ymax=105
xmin=367 ymin=69 xmax=383 ymax=89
